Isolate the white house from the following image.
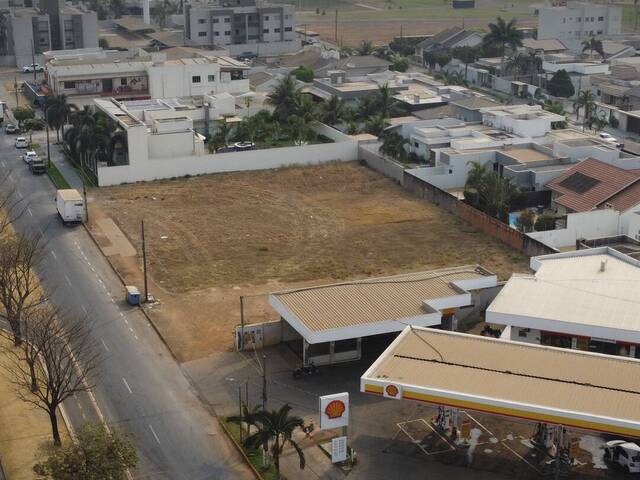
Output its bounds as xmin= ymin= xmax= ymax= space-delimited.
xmin=488 ymin=247 xmax=640 ymax=358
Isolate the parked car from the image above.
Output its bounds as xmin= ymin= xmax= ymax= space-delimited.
xmin=604 ymin=440 xmax=640 ymax=473
xmin=29 ymin=157 xmax=45 ymax=175
xmin=599 ymin=132 xmax=613 ymax=139
xmin=15 ymin=136 xmax=28 ymax=148
xmin=22 ymin=150 xmax=38 ymax=164
xmin=22 ymin=63 xmax=44 ymax=73
xmin=234 ymin=141 xmax=256 ymax=151
xmin=4 ymin=123 xmax=18 ymax=134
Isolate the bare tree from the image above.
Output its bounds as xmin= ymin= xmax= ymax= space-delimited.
xmin=0 ymin=232 xmax=46 ymax=346
xmin=2 ymin=313 xmax=101 ymax=445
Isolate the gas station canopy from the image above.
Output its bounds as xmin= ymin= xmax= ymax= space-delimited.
xmin=361 ymin=327 xmax=640 ymax=438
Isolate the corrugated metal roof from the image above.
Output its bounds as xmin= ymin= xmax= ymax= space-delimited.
xmin=362 ymin=327 xmax=640 ymax=436
xmin=272 ymin=266 xmax=491 ymax=333
xmin=546 ymin=158 xmax=640 ymax=212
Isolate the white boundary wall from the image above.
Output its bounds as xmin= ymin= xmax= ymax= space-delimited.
xmin=97 ymin=124 xmax=358 ymax=186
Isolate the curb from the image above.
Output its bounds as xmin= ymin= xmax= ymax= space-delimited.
xmin=217 ymin=418 xmax=264 ymax=480
xmin=81 ymin=222 xmax=179 ymax=364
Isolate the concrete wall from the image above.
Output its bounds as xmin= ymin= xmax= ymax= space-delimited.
xmin=359 ymin=142 xmax=405 ymax=184
xmin=98 ymin=123 xmax=358 ymax=185
xmin=526 ymin=208 xmax=621 ymax=249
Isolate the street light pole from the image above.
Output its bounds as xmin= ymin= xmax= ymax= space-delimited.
xmin=141 ymin=219 xmax=149 ymax=303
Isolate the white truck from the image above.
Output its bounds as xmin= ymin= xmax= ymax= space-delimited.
xmin=56 ymin=189 xmax=85 ymax=225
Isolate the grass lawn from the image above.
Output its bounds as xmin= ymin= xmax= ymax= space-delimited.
xmin=46 ymin=162 xmax=71 ymax=189
xmin=0 ymin=337 xmax=70 ymax=480
xmin=222 ymin=420 xmax=281 ymax=480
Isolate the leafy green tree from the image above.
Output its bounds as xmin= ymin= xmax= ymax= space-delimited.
xmin=451 ymin=46 xmax=478 ymax=80
xmin=154 ymin=0 xmax=178 ymax=28
xmin=98 ymin=38 xmax=109 ymax=49
xmin=238 ymin=404 xmax=305 ymax=479
xmin=12 ymin=105 xmax=34 ymax=128
xmin=365 ymin=113 xmax=388 ymax=136
xmin=389 ymin=37 xmax=417 ymax=56
xmin=45 ymin=94 xmax=76 ymax=142
xmin=464 ymin=161 xmax=521 ymax=221
xmin=389 ymin=54 xmax=409 ymax=72
xmin=266 ymin=75 xmax=300 ymax=122
xmin=34 ymin=423 xmax=137 ymax=479
xmin=547 ymin=69 xmax=575 ymax=98
xmin=291 ymin=65 xmax=314 ymax=83
xmin=582 ymin=37 xmax=604 ymax=59
xmin=543 ymin=100 xmax=567 ymax=128
xmin=534 ymin=214 xmax=556 ymax=231
xmin=380 ymin=131 xmax=408 ymax=161
xmin=318 ymin=96 xmax=346 ymax=126
xmin=515 ymin=210 xmax=535 ymax=232
xmin=355 ymin=40 xmax=374 ymax=56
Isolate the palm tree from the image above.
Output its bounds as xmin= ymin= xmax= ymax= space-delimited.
xmin=365 ymin=113 xmax=388 ymax=136
xmin=154 ymin=0 xmax=178 ymax=28
xmin=582 ymin=37 xmax=604 ymax=59
xmin=380 ymin=131 xmax=408 ymax=161
xmin=355 ymin=40 xmax=374 ymax=56
xmin=210 ymin=118 xmax=235 ymax=151
xmin=45 ymin=94 xmax=75 ymax=142
xmin=240 ymin=404 xmax=306 ymax=479
xmin=266 ymin=75 xmax=300 ymax=122
xmin=375 ymin=84 xmax=393 ymax=118
xmin=356 ymin=95 xmax=377 ymax=120
xmin=442 ymin=70 xmax=465 ymax=86
xmin=573 ymin=90 xmax=596 ymax=122
xmin=318 ymin=95 xmax=346 ymax=126
xmin=482 ymin=17 xmax=523 ymax=75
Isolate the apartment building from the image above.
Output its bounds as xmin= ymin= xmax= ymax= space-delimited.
xmin=536 ymin=1 xmax=622 ymax=51
xmin=184 ymin=0 xmax=299 ymax=56
xmin=0 ymin=0 xmax=97 ymax=66
xmin=45 ymin=47 xmax=250 ymax=105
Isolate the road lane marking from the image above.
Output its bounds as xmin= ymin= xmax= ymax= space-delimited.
xmin=27 ymin=208 xmax=32 ymax=217
xmin=119 ymin=312 xmax=124 ymax=317
xmin=0 ymin=161 xmax=4 ymax=167
xmin=122 ymin=377 xmax=132 ymax=394
xmin=149 ymin=425 xmax=161 ymax=444
xmin=16 ymin=190 xmax=22 ymax=199
xmin=64 ymin=275 xmax=72 ymax=287
xmin=124 ymin=318 xmax=129 ymax=325
xmin=81 ymin=305 xmax=88 ymax=314
xmin=50 ymin=250 xmax=57 ymax=260
xmin=101 ymin=339 xmax=109 ymax=352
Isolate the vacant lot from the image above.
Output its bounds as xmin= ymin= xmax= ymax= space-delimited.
xmin=97 ymin=162 xmax=526 ymax=292
xmin=94 ymin=162 xmax=528 ymax=360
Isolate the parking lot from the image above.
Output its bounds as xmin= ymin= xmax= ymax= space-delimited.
xmin=184 ymin=342 xmax=632 ymax=480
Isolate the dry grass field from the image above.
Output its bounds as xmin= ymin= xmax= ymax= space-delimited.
xmin=93 ymin=162 xmax=529 ymax=360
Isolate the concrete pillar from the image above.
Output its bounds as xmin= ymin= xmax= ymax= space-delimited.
xmin=143 ymin=0 xmax=151 ymax=25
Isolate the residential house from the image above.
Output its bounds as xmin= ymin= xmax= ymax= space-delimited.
xmin=415 ymin=26 xmax=482 ymax=62
xmin=488 ymin=247 xmax=640 ymax=358
xmin=522 ymin=38 xmax=567 ymax=56
xmin=315 ymin=55 xmax=391 ymax=79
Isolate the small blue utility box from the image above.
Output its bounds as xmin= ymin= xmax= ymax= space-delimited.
xmin=126 ymin=285 xmax=140 ymax=306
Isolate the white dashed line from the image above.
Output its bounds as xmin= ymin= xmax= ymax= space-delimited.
xmin=129 ymin=327 xmax=134 ymax=333
xmin=124 ymin=318 xmax=129 ymax=325
xmin=119 ymin=312 xmax=124 ymax=317
xmin=149 ymin=425 xmax=161 ymax=444
xmin=0 ymin=161 xmax=5 ymax=168
xmin=50 ymin=250 xmax=57 ymax=260
xmin=27 ymin=208 xmax=32 ymax=217
xmin=122 ymin=377 xmax=133 ymax=394
xmin=64 ymin=275 xmax=72 ymax=287
xmin=81 ymin=305 xmax=88 ymax=314
xmin=101 ymin=339 xmax=109 ymax=352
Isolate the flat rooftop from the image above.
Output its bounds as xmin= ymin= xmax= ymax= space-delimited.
xmin=487 ymin=247 xmax=640 ymax=343
xmin=362 ymin=327 xmax=640 ymax=437
xmin=270 ymin=266 xmax=496 ymax=343
xmin=501 ymin=147 xmax=553 ymax=163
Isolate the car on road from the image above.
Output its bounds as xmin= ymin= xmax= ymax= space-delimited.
xmin=22 ymin=63 xmax=44 ymax=73
xmin=22 ymin=150 xmax=38 ymax=164
xmin=604 ymin=440 xmax=640 ymax=473
xmin=15 ymin=136 xmax=28 ymax=148
xmin=5 ymin=123 xmax=18 ymax=134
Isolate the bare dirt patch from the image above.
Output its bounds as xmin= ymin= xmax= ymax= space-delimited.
xmin=93 ymin=162 xmax=529 ymax=361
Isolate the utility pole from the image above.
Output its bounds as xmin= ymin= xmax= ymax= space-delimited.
xmin=334 ymin=9 xmax=338 ymax=43
xmin=13 ymin=77 xmax=18 ymax=106
xmin=238 ymin=386 xmax=243 ymax=444
xmin=239 ymin=295 xmax=245 ymax=350
xmin=141 ymin=219 xmax=149 ymax=303
xmin=31 ymin=40 xmax=36 ymax=84
xmin=81 ymin=162 xmax=88 ymax=222
xmin=261 ymin=354 xmax=267 ymax=410
xmin=45 ymin=118 xmax=51 ymax=168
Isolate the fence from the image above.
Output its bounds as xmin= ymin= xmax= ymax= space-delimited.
xmin=358 ymin=143 xmax=405 ymax=185
xmin=402 ymin=170 xmax=556 ymax=258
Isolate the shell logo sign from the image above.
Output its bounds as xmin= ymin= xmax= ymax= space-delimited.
xmin=319 ymin=392 xmax=349 ymax=430
xmin=383 ymin=383 xmax=402 ymax=399
xmin=324 ymin=399 xmax=346 ymax=419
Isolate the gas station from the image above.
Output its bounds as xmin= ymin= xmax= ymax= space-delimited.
xmin=361 ymin=326 xmax=640 ymax=471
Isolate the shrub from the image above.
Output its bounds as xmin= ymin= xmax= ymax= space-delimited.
xmin=292 ymin=65 xmax=314 ymax=83
xmin=534 ymin=214 xmax=556 ymax=231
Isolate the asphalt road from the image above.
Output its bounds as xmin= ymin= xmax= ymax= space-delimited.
xmin=0 ymin=88 xmax=251 ymax=478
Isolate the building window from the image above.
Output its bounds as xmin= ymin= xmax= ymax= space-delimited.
xmin=248 ymin=15 xmax=253 ymax=20
xmin=563 ymin=18 xmax=566 ymax=23
xmin=235 ymin=29 xmax=240 ymax=34
xmin=577 ymin=17 xmax=581 ymax=22
xmin=198 ymin=31 xmax=207 ymax=37
xmin=274 ymin=28 xmax=280 ymax=32
xmin=214 ymin=31 xmax=219 ymax=36
xmin=120 ymin=78 xmax=127 ymax=86
xmin=213 ymin=18 xmax=219 ymax=23
xmin=540 ymin=332 xmax=572 ymax=349
xmin=284 ymin=26 xmax=292 ymax=31
xmin=591 ymin=17 xmax=594 ymax=21
xmin=63 ymin=81 xmax=76 ymax=89
xmin=208 ymin=74 xmax=215 ymax=82
xmin=598 ymin=16 xmax=604 ymax=21
xmin=224 ymin=30 xmax=231 ymax=35
xmin=192 ymin=75 xmax=201 ymax=83
xmin=414 ymin=142 xmax=419 ymax=148
xmin=597 ymin=30 xmax=603 ymax=34
xmin=263 ymin=28 xmax=269 ymax=33
xmin=224 ymin=17 xmax=230 ymax=22
xmin=284 ymin=14 xmax=290 ymax=19
xmin=198 ymin=18 xmax=206 ymax=24
xmin=248 ymin=34 xmax=258 ymax=40
xmin=264 ymin=15 xmax=269 ymax=20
